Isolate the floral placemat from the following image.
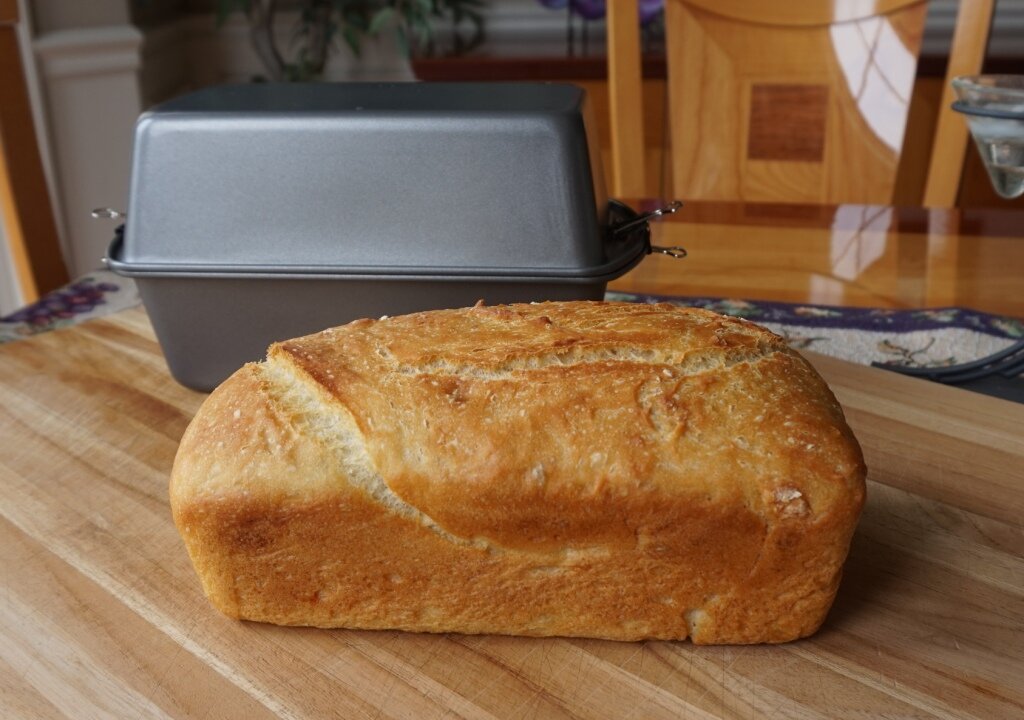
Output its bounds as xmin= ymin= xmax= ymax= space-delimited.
xmin=606 ymin=291 xmax=1024 ymax=371
xmin=3 ymin=272 xmax=1021 ymax=376
xmin=0 ymin=270 xmax=139 ymax=343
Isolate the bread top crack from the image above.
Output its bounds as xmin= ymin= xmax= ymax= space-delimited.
xmin=178 ymin=301 xmax=863 ymax=554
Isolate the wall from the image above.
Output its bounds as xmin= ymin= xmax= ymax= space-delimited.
xmin=0 ymin=213 xmax=23 ymax=317
xmin=33 ymin=22 xmax=142 ymax=278
xmin=10 ymin=0 xmax=1024 ymax=293
xmin=31 ymin=0 xmax=130 ymax=33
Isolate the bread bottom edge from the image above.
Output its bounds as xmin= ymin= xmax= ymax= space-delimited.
xmin=177 ymin=491 xmax=847 ymax=646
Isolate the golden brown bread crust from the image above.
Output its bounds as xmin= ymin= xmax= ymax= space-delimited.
xmin=170 ymin=301 xmax=866 ymax=643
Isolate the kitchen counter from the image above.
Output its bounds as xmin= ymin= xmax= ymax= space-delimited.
xmin=1 ymin=306 xmax=1021 ymax=718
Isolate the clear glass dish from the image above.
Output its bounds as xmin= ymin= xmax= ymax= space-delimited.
xmin=952 ymin=75 xmax=1024 ymax=199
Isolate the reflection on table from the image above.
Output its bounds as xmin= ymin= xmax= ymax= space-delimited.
xmin=611 ymin=201 xmax=1024 ymax=319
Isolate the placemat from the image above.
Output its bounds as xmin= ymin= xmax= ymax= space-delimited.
xmin=605 ymin=291 xmax=1024 ymax=371
xmin=3 ymin=271 xmax=1021 ymax=374
xmin=0 ymin=271 xmax=140 ymax=343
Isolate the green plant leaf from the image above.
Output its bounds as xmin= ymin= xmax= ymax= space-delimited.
xmin=368 ymin=7 xmax=395 ymax=35
xmin=221 ymin=0 xmax=489 ymax=77
xmin=414 ymin=20 xmax=430 ymax=47
xmin=415 ymin=0 xmax=432 ymax=14
xmin=342 ymin=24 xmax=363 ymax=56
xmin=215 ymin=0 xmax=251 ymax=27
xmin=395 ymin=23 xmax=409 ymax=58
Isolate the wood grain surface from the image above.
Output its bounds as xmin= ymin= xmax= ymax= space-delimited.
xmin=663 ymin=0 xmax=928 ymax=204
xmin=0 ymin=308 xmax=1022 ymax=719
xmin=605 ymin=0 xmax=646 ymax=198
xmin=610 ymin=205 xmax=1024 ymax=319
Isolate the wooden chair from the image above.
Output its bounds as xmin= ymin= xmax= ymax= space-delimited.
xmin=607 ymin=0 xmax=995 ymax=206
xmin=0 ymin=0 xmax=68 ymax=303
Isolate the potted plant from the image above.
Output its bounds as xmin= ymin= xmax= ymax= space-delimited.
xmin=216 ymin=0 xmax=487 ymax=81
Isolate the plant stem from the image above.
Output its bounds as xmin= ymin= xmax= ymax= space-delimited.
xmin=248 ymin=0 xmax=286 ymax=81
xmin=305 ymin=0 xmax=332 ymax=78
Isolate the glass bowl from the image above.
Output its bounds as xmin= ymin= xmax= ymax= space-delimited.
xmin=952 ymin=75 xmax=1024 ymax=199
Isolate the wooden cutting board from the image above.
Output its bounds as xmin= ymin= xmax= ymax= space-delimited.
xmin=0 ymin=307 xmax=1021 ymax=720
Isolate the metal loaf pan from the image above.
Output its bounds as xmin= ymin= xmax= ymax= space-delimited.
xmin=106 ymin=83 xmax=656 ymax=391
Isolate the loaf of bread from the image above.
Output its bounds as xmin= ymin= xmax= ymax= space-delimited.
xmin=170 ymin=301 xmax=865 ymax=644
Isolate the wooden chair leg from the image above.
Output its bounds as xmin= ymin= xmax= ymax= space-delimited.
xmin=606 ymin=0 xmax=647 ymax=198
xmin=0 ymin=4 xmax=69 ymax=302
xmin=922 ymin=0 xmax=996 ymax=208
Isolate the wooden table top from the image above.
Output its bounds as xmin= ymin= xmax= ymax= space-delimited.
xmin=2 ymin=299 xmax=1023 ymax=719
xmin=610 ymin=201 xmax=1024 ymax=318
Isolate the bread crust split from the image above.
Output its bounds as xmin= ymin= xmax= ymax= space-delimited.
xmin=170 ymin=301 xmax=866 ymax=643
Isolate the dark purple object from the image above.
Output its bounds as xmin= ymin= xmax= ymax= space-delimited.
xmin=536 ymin=0 xmax=664 ymax=25
xmin=638 ymin=0 xmax=663 ymax=24
xmin=572 ymin=0 xmax=605 ymax=21
xmin=1 ymin=277 xmax=118 ymax=326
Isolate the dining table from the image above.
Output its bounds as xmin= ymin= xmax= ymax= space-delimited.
xmin=1 ymin=200 xmax=1022 ymax=719
xmin=617 ymin=200 xmax=1024 ymax=318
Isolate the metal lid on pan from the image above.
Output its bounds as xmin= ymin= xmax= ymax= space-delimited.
xmin=120 ymin=83 xmax=612 ymax=273
xmin=103 ymin=201 xmax=685 ymax=281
